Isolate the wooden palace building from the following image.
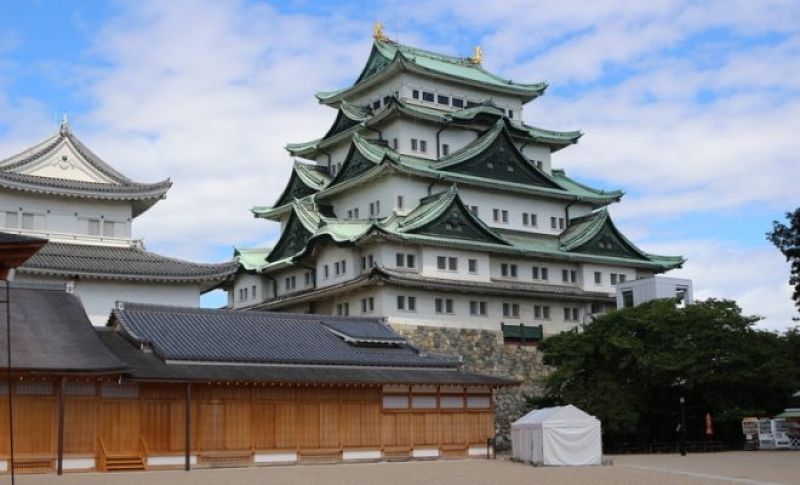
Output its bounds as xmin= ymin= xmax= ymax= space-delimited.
xmin=0 ymin=259 xmax=512 ymax=474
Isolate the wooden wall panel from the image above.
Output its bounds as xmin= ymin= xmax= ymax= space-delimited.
xmin=0 ymin=399 xmax=7 ymax=455
xmin=251 ymin=402 xmax=276 ymax=450
xmin=274 ymin=403 xmax=296 ymax=449
xmin=340 ymin=403 xmax=361 ymax=448
xmin=412 ymin=413 xmax=439 ymax=446
xmin=360 ymin=403 xmax=381 ymax=447
xmin=14 ymin=397 xmax=55 ymax=455
xmin=141 ymin=401 xmax=175 ymax=452
xmin=64 ymin=398 xmax=96 ymax=454
xmin=196 ymin=401 xmax=223 ymax=451
xmin=99 ymin=400 xmax=140 ymax=452
xmin=298 ymin=403 xmax=320 ymax=448
xmin=223 ymin=401 xmax=251 ymax=450
xmin=319 ymin=402 xmax=339 ymax=448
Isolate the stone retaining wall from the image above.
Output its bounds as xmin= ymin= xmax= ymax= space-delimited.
xmin=391 ymin=324 xmax=550 ymax=440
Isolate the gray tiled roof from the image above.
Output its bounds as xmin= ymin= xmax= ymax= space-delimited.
xmin=18 ymin=242 xmax=237 ymax=287
xmin=111 ymin=303 xmax=458 ymax=368
xmin=0 ymin=127 xmax=171 ymax=216
xmin=1 ymin=285 xmax=126 ymax=372
xmin=0 ymin=231 xmax=47 ymax=245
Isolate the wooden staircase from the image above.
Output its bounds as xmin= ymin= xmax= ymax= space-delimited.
xmin=97 ymin=437 xmax=148 ymax=472
xmin=104 ymin=453 xmax=146 ymax=471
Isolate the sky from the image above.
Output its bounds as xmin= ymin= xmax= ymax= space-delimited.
xmin=0 ymin=0 xmax=798 ymax=329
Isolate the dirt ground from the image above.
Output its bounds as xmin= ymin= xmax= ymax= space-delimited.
xmin=6 ymin=451 xmax=800 ymax=485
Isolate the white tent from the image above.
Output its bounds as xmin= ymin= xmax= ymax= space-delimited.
xmin=511 ymin=405 xmax=602 ymax=466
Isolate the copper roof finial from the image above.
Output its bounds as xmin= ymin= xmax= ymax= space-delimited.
xmin=469 ymin=45 xmax=483 ymax=64
xmin=59 ymin=114 xmax=70 ymax=135
xmin=373 ymin=21 xmax=389 ymax=42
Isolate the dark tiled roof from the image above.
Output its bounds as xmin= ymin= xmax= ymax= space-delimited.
xmin=111 ymin=303 xmax=457 ymax=368
xmin=18 ymin=242 xmax=237 ymax=287
xmin=0 ymin=231 xmax=47 ymax=245
xmin=98 ymin=330 xmax=514 ymax=386
xmin=0 ymin=285 xmax=126 ymax=372
xmin=321 ymin=318 xmax=406 ymax=343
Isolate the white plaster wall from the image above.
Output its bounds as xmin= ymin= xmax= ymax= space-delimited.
xmin=490 ymin=258 xmax=580 ymax=288
xmin=420 ymin=247 xmax=490 ymax=282
xmin=396 ymin=73 xmax=524 ymax=117
xmin=0 ymin=189 xmax=133 ymax=242
xmin=315 ymin=245 xmax=359 ymax=289
xmin=10 ymin=276 xmax=203 ymax=325
xmin=455 ymin=187 xmax=570 ymax=236
xmin=615 ymin=276 xmax=694 ymax=308
xmin=272 ymin=267 xmax=314 ymax=298
xmin=579 ymin=262 xmax=637 ymax=295
xmin=327 ymin=175 xmax=424 ymax=219
xmin=231 ymin=272 xmax=267 ymax=309
xmin=519 ymin=143 xmax=552 ymax=174
xmin=380 ymin=118 xmax=480 ymax=161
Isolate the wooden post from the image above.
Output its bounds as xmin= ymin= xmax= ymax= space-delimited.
xmin=57 ymin=377 xmax=65 ymax=475
xmin=184 ymin=382 xmax=191 ymax=471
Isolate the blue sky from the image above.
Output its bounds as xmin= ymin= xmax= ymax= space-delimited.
xmin=1 ymin=1 xmax=798 ymax=328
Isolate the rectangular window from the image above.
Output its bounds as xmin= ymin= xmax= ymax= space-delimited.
xmin=532 ymin=266 xmax=539 ymax=279
xmin=468 ymin=259 xmax=477 ymax=273
xmin=570 ymin=270 xmax=577 ymax=283
xmin=412 ymin=89 xmax=420 ymax=99
xmin=396 ymin=253 xmax=405 ymax=267
xmin=65 ymin=381 xmax=96 ymax=397
xmin=470 ymin=206 xmax=479 ymax=216
xmin=542 ymin=267 xmax=549 ymax=280
xmin=534 ymin=305 xmax=542 ymax=319
xmin=508 ymin=109 xmax=514 ymax=119
xmin=383 ymin=395 xmax=409 ymax=409
xmin=619 ymin=274 xmax=627 ymax=283
xmin=502 ymin=210 xmax=508 ymax=223
xmin=383 ymin=95 xmax=390 ymax=106
xmin=353 ymin=208 xmax=359 ymax=218
xmin=503 ymin=303 xmax=510 ymax=317
xmin=411 ymin=138 xmax=418 ymax=151
xmin=564 ymin=307 xmax=571 ymax=321
xmin=420 ymin=140 xmax=427 ymax=153
xmin=622 ymin=290 xmax=634 ymax=308
xmin=243 ymin=287 xmax=248 ymax=300
xmin=368 ymin=254 xmax=374 ymax=267
xmin=523 ymin=213 xmax=529 ymax=225
xmin=361 ymin=256 xmax=367 ymax=271
xmin=437 ymin=94 xmax=449 ymax=105
xmin=470 ymin=301 xmax=478 ymax=315
xmin=572 ymin=308 xmax=579 ymax=321
xmin=466 ymin=395 xmax=491 ymax=408
xmin=103 ymin=220 xmax=115 ymax=237
xmin=445 ymin=298 xmax=454 ymax=314
xmin=341 ymin=260 xmax=346 ymax=273
xmin=290 ymin=276 xmax=296 ymax=289
xmin=451 ymin=97 xmax=464 ymax=108
xmin=493 ymin=209 xmax=500 ymax=222
xmin=397 ymin=295 xmax=406 ymax=310
xmin=372 ymin=100 xmax=381 ymax=109
xmin=285 ymin=277 xmax=291 ymax=290
xmin=440 ymin=396 xmax=464 ymax=409
xmin=397 ymin=195 xmax=403 ymax=209
xmin=501 ymin=263 xmax=508 ymax=277
xmin=369 ymin=202 xmax=375 ymax=216
xmin=550 ymin=217 xmax=557 ymax=229
xmin=559 ymin=218 xmax=566 ymax=229
xmin=611 ymin=273 xmax=618 ymax=285
xmin=4 ymin=211 xmax=17 ymax=228
xmin=362 ymin=298 xmax=368 ymax=313
xmin=252 ymin=285 xmax=257 ymax=297
xmin=562 ymin=269 xmax=569 ymax=282
xmin=324 ymin=265 xmax=329 ymax=279
xmin=503 ymin=303 xmax=519 ymax=318
xmin=442 ymin=144 xmax=449 ymax=156
xmin=594 ymin=271 xmax=602 ymax=284
xmin=408 ymin=296 xmax=416 ymax=311
xmin=347 ymin=210 xmax=353 ymax=219
xmin=21 ymin=212 xmax=34 ymax=230
xmin=412 ymin=395 xmax=437 ymax=409
xmin=530 ymin=213 xmax=538 ymax=226
xmin=406 ymin=254 xmax=415 ymax=268
xmin=435 ymin=298 xmax=443 ymax=313
xmin=422 ymin=91 xmax=434 ymax=102
xmin=447 ymin=257 xmax=457 ymax=270
xmin=510 ymin=264 xmax=517 ymax=278
xmin=88 ymin=219 xmax=100 ymax=235
xmin=334 ymin=262 xmax=340 ymax=275
xmin=344 ymin=303 xmax=349 ymax=316
xmin=392 ymin=138 xmax=398 ymax=149
xmin=437 ymin=256 xmax=446 ymax=270
xmin=100 ymin=382 xmax=139 ymax=399
xmin=305 ymin=272 xmax=311 ymax=285
xmin=543 ymin=306 xmax=551 ymax=320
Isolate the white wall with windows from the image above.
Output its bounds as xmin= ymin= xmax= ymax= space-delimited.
xmin=314 ymin=245 xmax=358 ymax=289
xmin=0 ymin=191 xmax=133 ymax=244
xmin=579 ymin=263 xmax=637 ymax=295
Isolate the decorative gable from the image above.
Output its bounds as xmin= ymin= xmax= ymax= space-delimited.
xmin=272 ymin=169 xmax=318 ymax=208
xmin=14 ymin=138 xmax=118 ymax=184
xmin=355 ymin=45 xmax=393 ymax=84
xmin=439 ymin=126 xmax=561 ymax=189
xmin=329 ymin=142 xmax=378 ymax=186
xmin=571 ymin=223 xmax=646 ymax=260
xmin=266 ymin=211 xmax=314 ymax=262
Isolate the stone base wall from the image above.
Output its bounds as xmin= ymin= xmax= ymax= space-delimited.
xmin=391 ymin=324 xmax=549 ymax=441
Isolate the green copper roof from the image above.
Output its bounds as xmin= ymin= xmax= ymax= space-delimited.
xmin=266 ymin=161 xmax=332 ymax=210
xmin=316 ymin=40 xmax=548 ymax=105
xmin=234 ymin=247 xmax=272 ymax=272
xmin=262 ymin=187 xmax=682 ymax=272
xmin=287 ymin=96 xmax=581 ymax=158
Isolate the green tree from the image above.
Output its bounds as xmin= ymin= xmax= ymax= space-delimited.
xmin=767 ymin=207 xmax=800 ymax=313
xmin=535 ymin=299 xmax=797 ymax=447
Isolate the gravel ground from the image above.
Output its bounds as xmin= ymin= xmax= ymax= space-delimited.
xmin=7 ymin=451 xmax=799 ymax=485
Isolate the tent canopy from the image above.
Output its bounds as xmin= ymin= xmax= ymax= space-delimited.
xmin=511 ymin=405 xmax=602 ymax=466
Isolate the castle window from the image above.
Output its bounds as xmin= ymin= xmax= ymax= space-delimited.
xmin=493 ymin=209 xmax=500 ymax=222
xmin=21 ymin=212 xmax=34 ymax=230
xmin=406 ymin=254 xmax=416 ymax=268
xmin=335 ymin=262 xmax=340 ymax=275
xmin=502 ymin=303 xmax=520 ymax=318
xmin=397 ymin=295 xmax=405 ymax=310
xmin=422 ymin=91 xmax=434 ymax=102
xmin=622 ymin=290 xmax=634 ymax=308
xmin=383 ymin=95 xmax=390 ymax=106
xmin=611 ymin=273 xmax=618 ymax=285
xmin=412 ymin=89 xmax=420 ymax=99
xmin=4 ymin=211 xmax=17 ymax=228
xmin=594 ymin=271 xmax=602 ymax=284
xmin=392 ymin=138 xmax=398 ymax=149
xmin=442 ymin=144 xmax=449 ymax=156
xmin=542 ymin=267 xmax=549 ymax=280
xmin=448 ymin=257 xmax=457 ymax=271
xmin=411 ymin=138 xmax=418 ymax=151
xmin=502 ymin=210 xmax=508 ymax=223
xmin=103 ymin=220 xmax=115 ymax=237
xmin=468 ymin=259 xmax=478 ymax=273
xmin=304 ymin=272 xmax=311 ymax=285
xmin=324 ymin=265 xmax=329 ymax=279
xmin=508 ymin=109 xmax=514 ymax=119
xmin=470 ymin=205 xmax=479 ymax=216
xmin=353 ymin=208 xmax=359 ymax=218
xmin=470 ymin=301 xmax=487 ymax=316
xmin=396 ymin=253 xmax=405 ymax=267
xmin=397 ymin=195 xmax=404 ymax=209
xmin=486 ymin=161 xmax=494 ymax=169
xmin=550 ymin=217 xmax=557 ymax=229
xmin=435 ymin=298 xmax=454 ymax=314
xmin=372 ymin=100 xmax=381 ymax=110
xmin=437 ymin=256 xmax=446 ymax=270
xmin=419 ymin=140 xmax=427 ymax=153
xmin=408 ymin=296 xmax=416 ymax=311
xmin=452 ymin=97 xmax=464 ymax=108
xmin=336 ymin=302 xmax=350 ymax=316
xmin=437 ymin=95 xmax=449 ymax=105
xmin=361 ymin=297 xmax=374 ymax=313
xmin=619 ymin=274 xmax=627 ymax=283
xmin=88 ymin=219 xmax=100 ymax=235
xmin=559 ymin=218 xmax=566 ymax=229
xmin=347 ymin=210 xmax=353 ymax=219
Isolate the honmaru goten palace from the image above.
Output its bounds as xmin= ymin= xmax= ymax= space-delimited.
xmin=0 ymin=249 xmax=512 ymax=474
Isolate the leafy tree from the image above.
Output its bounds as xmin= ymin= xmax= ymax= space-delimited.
xmin=533 ymin=299 xmax=797 ymax=447
xmin=767 ymin=207 xmax=800 ymax=313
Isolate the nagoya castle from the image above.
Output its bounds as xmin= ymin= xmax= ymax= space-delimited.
xmin=231 ymin=24 xmax=684 ymax=430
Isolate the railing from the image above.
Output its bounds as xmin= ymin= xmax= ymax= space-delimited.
xmin=97 ymin=437 xmax=108 ymax=472
xmin=4 ymin=228 xmax=135 ymax=247
xmin=138 ymin=436 xmax=150 ymax=469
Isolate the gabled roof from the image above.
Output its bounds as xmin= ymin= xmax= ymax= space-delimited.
xmin=383 ymin=186 xmax=510 ymax=245
xmin=18 ymin=242 xmax=238 ymax=290
xmin=233 ymin=246 xmax=272 ymax=272
xmin=0 ymin=122 xmax=171 ymax=217
xmin=286 ymin=96 xmax=581 ymax=158
xmin=110 ymin=302 xmax=458 ymax=369
xmin=267 ymin=161 xmax=331 ymax=210
xmin=316 ymin=40 xmax=547 ymax=106
xmin=434 ymin=120 xmax=563 ymax=189
xmin=558 ymin=209 xmax=685 ymax=267
xmin=1 ymin=285 xmax=126 ymax=373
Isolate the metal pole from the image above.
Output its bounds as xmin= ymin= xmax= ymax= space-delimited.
xmin=679 ymin=396 xmax=687 ymax=456
xmin=6 ymin=282 xmax=14 ymax=484
xmin=184 ymin=383 xmax=191 ymax=471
